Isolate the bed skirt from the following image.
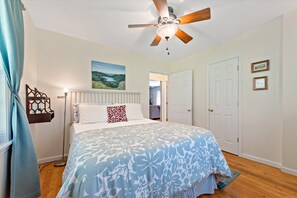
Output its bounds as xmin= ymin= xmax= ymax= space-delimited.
xmin=174 ymin=174 xmax=217 ymax=198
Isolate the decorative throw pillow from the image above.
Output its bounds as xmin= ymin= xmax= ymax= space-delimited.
xmin=107 ymin=105 xmax=128 ymax=123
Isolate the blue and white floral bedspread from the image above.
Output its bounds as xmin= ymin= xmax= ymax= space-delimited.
xmin=57 ymin=122 xmax=231 ymax=198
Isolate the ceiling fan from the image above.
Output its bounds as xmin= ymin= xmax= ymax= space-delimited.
xmin=128 ymin=0 xmax=211 ymax=46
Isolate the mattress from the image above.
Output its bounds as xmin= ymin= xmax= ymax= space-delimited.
xmin=69 ymin=119 xmax=157 ymax=144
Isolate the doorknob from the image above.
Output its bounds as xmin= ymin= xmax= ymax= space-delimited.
xmin=208 ymin=108 xmax=214 ymax=112
xmin=187 ymin=109 xmax=192 ymax=112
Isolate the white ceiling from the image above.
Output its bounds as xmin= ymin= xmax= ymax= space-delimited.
xmin=22 ymin=0 xmax=297 ymax=61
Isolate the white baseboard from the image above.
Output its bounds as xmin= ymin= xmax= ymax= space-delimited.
xmin=241 ymin=153 xmax=282 ymax=169
xmin=38 ymin=154 xmax=68 ymax=164
xmin=281 ymin=166 xmax=297 ymax=176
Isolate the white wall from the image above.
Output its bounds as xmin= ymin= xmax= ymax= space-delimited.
xmin=21 ymin=11 xmax=297 ymax=174
xmin=168 ymin=18 xmax=283 ymax=166
xmin=282 ymin=10 xmax=297 ymax=174
xmin=32 ymin=28 xmax=169 ymax=162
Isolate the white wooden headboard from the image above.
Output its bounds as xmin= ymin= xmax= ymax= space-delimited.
xmin=70 ymin=90 xmax=141 ymax=104
xmin=69 ymin=90 xmax=141 ymax=122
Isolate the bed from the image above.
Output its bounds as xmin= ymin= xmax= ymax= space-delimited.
xmin=57 ymin=91 xmax=231 ymax=198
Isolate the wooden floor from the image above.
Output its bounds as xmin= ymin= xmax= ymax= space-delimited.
xmin=39 ymin=152 xmax=297 ymax=198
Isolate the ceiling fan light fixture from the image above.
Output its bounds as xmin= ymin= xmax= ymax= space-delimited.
xmin=156 ymin=24 xmax=178 ymax=40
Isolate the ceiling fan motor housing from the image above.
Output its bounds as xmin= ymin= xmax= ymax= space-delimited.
xmin=168 ymin=6 xmax=174 ymax=14
xmin=158 ymin=6 xmax=180 ymax=26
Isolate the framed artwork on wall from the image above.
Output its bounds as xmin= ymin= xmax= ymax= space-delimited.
xmin=91 ymin=60 xmax=126 ymax=90
xmin=251 ymin=60 xmax=269 ymax=73
xmin=253 ymin=76 xmax=268 ymax=90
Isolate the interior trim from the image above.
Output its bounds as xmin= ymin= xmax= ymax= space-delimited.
xmin=281 ymin=166 xmax=297 ymax=176
xmin=0 ymin=141 xmax=12 ymax=154
xmin=241 ymin=153 xmax=282 ymax=169
xmin=38 ymin=154 xmax=69 ymax=164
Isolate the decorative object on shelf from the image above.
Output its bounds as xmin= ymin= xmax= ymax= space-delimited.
xmin=91 ymin=60 xmax=126 ymax=90
xmin=251 ymin=60 xmax=269 ymax=73
xmin=54 ymin=88 xmax=69 ymax=167
xmin=26 ymin=84 xmax=54 ymax=123
xmin=253 ymin=76 xmax=268 ymax=90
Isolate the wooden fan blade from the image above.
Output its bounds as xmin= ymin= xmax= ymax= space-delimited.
xmin=151 ymin=35 xmax=162 ymax=46
xmin=175 ymin=28 xmax=193 ymax=44
xmin=128 ymin=24 xmax=156 ymax=28
xmin=179 ymin=8 xmax=211 ymax=25
xmin=153 ymin=0 xmax=169 ymax=18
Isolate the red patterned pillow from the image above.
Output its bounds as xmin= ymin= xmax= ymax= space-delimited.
xmin=107 ymin=105 xmax=128 ymax=123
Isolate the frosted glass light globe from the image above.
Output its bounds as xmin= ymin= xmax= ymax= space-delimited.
xmin=156 ymin=24 xmax=178 ymax=40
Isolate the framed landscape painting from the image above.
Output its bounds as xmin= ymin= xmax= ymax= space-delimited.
xmin=91 ymin=60 xmax=126 ymax=90
xmin=251 ymin=60 xmax=269 ymax=73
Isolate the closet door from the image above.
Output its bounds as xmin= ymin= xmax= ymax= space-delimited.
xmin=208 ymin=57 xmax=239 ymax=154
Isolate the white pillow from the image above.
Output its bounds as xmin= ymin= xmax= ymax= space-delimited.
xmin=116 ymin=103 xmax=144 ymax=120
xmin=73 ymin=104 xmax=80 ymax=123
xmin=79 ymin=104 xmax=109 ymax=124
xmin=73 ymin=103 xmax=112 ymax=123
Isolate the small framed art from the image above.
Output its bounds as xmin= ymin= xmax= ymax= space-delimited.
xmin=253 ymin=76 xmax=268 ymax=90
xmin=251 ymin=60 xmax=269 ymax=73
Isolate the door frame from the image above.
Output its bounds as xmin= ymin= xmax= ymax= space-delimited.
xmin=206 ymin=56 xmax=242 ymax=156
xmin=148 ymin=72 xmax=168 ymax=122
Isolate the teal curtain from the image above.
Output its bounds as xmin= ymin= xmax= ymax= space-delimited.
xmin=0 ymin=0 xmax=40 ymax=197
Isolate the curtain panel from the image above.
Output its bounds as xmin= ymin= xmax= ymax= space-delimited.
xmin=0 ymin=0 xmax=40 ymax=197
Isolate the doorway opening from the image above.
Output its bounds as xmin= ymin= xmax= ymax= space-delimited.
xmin=149 ymin=73 xmax=168 ymax=121
xmin=149 ymin=81 xmax=161 ymax=120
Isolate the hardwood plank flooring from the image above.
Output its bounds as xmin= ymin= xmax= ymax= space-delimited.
xmin=201 ymin=152 xmax=297 ymax=198
xmin=39 ymin=152 xmax=297 ymax=197
xmin=39 ymin=163 xmax=64 ymax=198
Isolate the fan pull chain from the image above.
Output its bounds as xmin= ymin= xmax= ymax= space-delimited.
xmin=165 ymin=36 xmax=170 ymax=55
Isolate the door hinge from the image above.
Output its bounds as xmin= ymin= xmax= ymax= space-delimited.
xmin=237 ymin=137 xmax=239 ymax=143
xmin=237 ymin=101 xmax=239 ymax=107
xmin=237 ymin=65 xmax=239 ymax=71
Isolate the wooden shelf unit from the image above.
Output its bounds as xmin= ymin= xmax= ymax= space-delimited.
xmin=26 ymin=84 xmax=54 ymax=124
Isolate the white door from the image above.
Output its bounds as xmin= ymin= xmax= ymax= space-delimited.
xmin=208 ymin=57 xmax=239 ymax=154
xmin=168 ymin=70 xmax=192 ymax=125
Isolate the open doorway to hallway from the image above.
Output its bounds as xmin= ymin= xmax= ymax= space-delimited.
xmin=149 ymin=73 xmax=168 ymax=122
xmin=149 ymin=81 xmax=161 ymax=120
